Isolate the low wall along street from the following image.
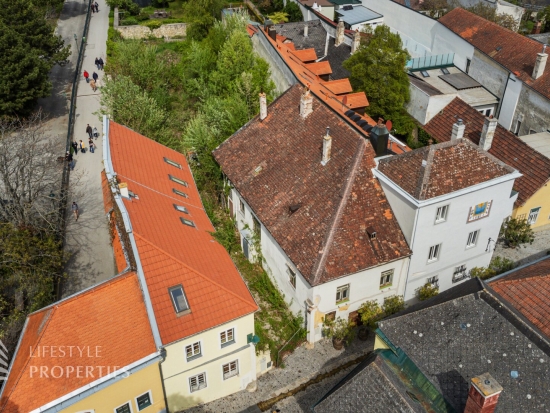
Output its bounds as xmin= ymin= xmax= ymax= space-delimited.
xmin=113 ymin=8 xmax=186 ymax=39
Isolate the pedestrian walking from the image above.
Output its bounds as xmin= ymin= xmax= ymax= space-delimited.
xmin=72 ymin=202 xmax=79 ymax=221
xmin=72 ymin=140 xmax=78 ymax=155
xmin=95 ymin=1 xmax=99 ymax=11
xmin=98 ymin=57 xmax=104 ymax=70
xmin=91 ymin=3 xmax=95 ymax=12
xmin=89 ymin=138 xmax=95 ymax=153
xmin=79 ymin=140 xmax=86 ymax=153
xmin=65 ymin=151 xmax=75 ymax=170
xmin=95 ymin=58 xmax=100 ymax=70
xmin=83 ymin=70 xmax=89 ymax=83
xmin=86 ymin=124 xmax=93 ymax=139
xmin=93 ymin=126 xmax=98 ymax=138
xmin=92 ymin=72 xmax=98 ymax=82
xmin=90 ymin=79 xmax=97 ymax=92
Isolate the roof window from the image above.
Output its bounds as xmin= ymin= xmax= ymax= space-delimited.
xmin=441 ymin=68 xmax=450 ymax=75
xmin=420 ymin=70 xmax=430 ymax=78
xmin=169 ymin=174 xmax=188 ymax=187
xmin=180 ymin=217 xmax=195 ymax=227
xmin=173 ymin=188 xmax=189 ymax=198
xmin=164 ymin=157 xmax=182 ymax=169
xmin=173 ymin=204 xmax=189 ymax=214
xmin=169 ymin=285 xmax=189 ymax=313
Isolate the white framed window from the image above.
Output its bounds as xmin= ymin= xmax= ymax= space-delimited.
xmin=189 ymin=372 xmax=207 ymax=393
xmin=185 ymin=341 xmax=201 ymax=361
xmin=336 ymin=284 xmax=350 ymax=304
xmin=452 ymin=264 xmax=468 ymax=283
xmin=379 ymin=269 xmax=394 ymax=289
xmin=435 ymin=205 xmax=449 ymax=223
xmin=528 ymin=207 xmax=541 ymax=225
xmin=288 ymin=266 xmax=296 ymax=289
xmin=220 ymin=328 xmax=235 ymax=347
xmin=222 ymin=360 xmax=239 ymax=380
xmin=466 ymin=230 xmax=480 ymax=248
xmin=164 ymin=157 xmax=182 ymax=169
xmin=239 ymin=199 xmax=245 ymax=214
xmin=135 ymin=391 xmax=153 ymax=411
xmin=427 ymin=275 xmax=439 ymax=287
xmin=114 ymin=402 xmax=132 ymax=413
xmin=428 ymin=244 xmax=441 ymax=262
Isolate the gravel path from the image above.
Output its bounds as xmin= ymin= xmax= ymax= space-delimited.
xmin=493 ymin=227 xmax=550 ymax=267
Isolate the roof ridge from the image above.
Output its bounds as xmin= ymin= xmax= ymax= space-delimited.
xmin=311 ymin=139 xmax=366 ymax=286
xmin=417 ymin=145 xmax=436 ymax=200
xmin=493 ymin=273 xmax=550 ymax=285
xmin=132 ymin=232 xmax=257 ymax=311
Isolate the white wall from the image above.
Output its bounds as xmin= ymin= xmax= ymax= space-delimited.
xmin=347 ymin=17 xmax=384 ymax=31
xmin=407 ymin=83 xmax=458 ymax=125
xmin=498 ymin=72 xmax=522 ymax=130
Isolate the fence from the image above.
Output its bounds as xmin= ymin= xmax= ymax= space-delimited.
xmin=406 ymin=53 xmax=454 ymax=70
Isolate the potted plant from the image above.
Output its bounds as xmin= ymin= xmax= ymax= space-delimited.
xmin=357 ymin=300 xmax=383 ymax=341
xmin=323 ymin=317 xmax=355 ymax=350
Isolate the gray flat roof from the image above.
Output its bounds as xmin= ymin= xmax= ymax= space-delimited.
xmin=336 ymin=6 xmax=382 ymax=25
xmin=519 ymin=131 xmax=550 ymax=159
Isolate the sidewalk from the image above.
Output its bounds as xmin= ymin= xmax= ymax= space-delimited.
xmin=62 ymin=0 xmax=115 ymax=297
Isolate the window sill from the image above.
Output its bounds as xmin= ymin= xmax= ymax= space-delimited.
xmin=379 ymin=283 xmax=392 ymax=290
xmin=221 ymin=340 xmax=236 ymax=349
xmin=176 ymin=309 xmax=192 ymax=318
xmin=186 ymin=353 xmax=202 ymax=362
xmin=434 ymin=220 xmax=446 ymax=224
xmin=465 ymin=245 xmax=476 ymax=250
xmin=336 ymin=299 xmax=349 ymax=305
xmin=223 ymin=373 xmax=239 ymax=380
xmin=427 ymin=259 xmax=439 ymax=264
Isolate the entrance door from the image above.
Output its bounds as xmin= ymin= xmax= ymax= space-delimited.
xmin=243 ymin=237 xmax=249 ymax=260
xmin=528 ymin=207 xmax=541 ymax=225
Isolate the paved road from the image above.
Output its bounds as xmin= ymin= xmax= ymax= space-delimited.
xmin=42 ymin=0 xmax=115 ymax=297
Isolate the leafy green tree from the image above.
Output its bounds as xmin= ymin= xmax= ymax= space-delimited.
xmin=500 ymin=217 xmax=535 ymax=248
xmin=184 ymin=0 xmax=226 ymax=40
xmin=344 ymin=25 xmax=412 ymax=138
xmin=537 ymin=6 xmax=550 ymax=32
xmin=466 ymin=3 xmax=519 ymax=31
xmin=470 ymin=256 xmax=515 ymax=280
xmin=284 ymin=2 xmax=303 ymax=22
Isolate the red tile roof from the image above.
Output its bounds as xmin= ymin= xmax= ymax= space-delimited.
xmin=323 ymin=78 xmax=353 ymax=95
xmin=378 ymin=139 xmax=515 ymax=199
xmin=292 ymin=48 xmax=318 ymax=62
xmin=439 ymin=8 xmax=550 ymax=101
xmin=490 ymin=257 xmax=550 ymax=340
xmin=423 ymin=97 xmax=550 ymax=206
xmin=214 ymin=85 xmax=411 ymax=285
xmin=306 ymin=61 xmax=333 ymax=76
xmin=336 ymin=92 xmax=369 ymax=109
xmin=108 ymin=122 xmax=258 ymax=344
xmin=0 ymin=272 xmax=157 ymax=413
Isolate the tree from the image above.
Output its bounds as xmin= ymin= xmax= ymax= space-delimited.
xmin=343 ymin=25 xmax=412 ymax=138
xmin=466 ymin=3 xmax=519 ymax=31
xmin=184 ymin=0 xmax=226 ymax=40
xmin=537 ymin=6 xmax=550 ymax=32
xmin=470 ymin=256 xmax=515 ymax=280
xmin=284 ymin=2 xmax=303 ymax=22
xmin=500 ymin=217 xmax=535 ymax=248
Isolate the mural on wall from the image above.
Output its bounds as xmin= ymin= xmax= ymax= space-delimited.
xmin=467 ymin=200 xmax=492 ymax=222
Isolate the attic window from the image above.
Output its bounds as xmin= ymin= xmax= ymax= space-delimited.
xmin=441 ymin=68 xmax=450 ymax=75
xmin=420 ymin=70 xmax=429 ymax=78
xmin=289 ymin=204 xmax=301 ymax=214
xmin=180 ymin=217 xmax=195 ymax=227
xmin=169 ymin=285 xmax=189 ymax=313
xmin=173 ymin=188 xmax=189 ymax=198
xmin=367 ymin=226 xmax=376 ymax=239
xmin=164 ymin=157 xmax=182 ymax=169
xmin=173 ymin=204 xmax=189 ymax=214
xmin=169 ymin=175 xmax=188 ymax=187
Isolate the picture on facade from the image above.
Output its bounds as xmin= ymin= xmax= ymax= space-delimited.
xmin=467 ymin=200 xmax=492 ymax=222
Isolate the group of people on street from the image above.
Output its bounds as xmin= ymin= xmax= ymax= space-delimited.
xmin=94 ymin=57 xmax=104 ymax=70
xmin=90 ymin=1 xmax=99 ymax=12
xmin=83 ymin=70 xmax=100 ymax=92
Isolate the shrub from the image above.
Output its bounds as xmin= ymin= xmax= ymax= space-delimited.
xmin=382 ymin=295 xmax=405 ymax=316
xmin=470 ymin=256 xmax=515 ymax=280
xmin=417 ymin=283 xmax=439 ymax=301
xmin=121 ymin=17 xmax=138 ymax=25
xmin=135 ymin=12 xmax=150 ymax=21
xmin=322 ymin=317 xmax=356 ymax=344
xmin=500 ymin=217 xmax=535 ymax=248
xmin=283 ymin=2 xmax=302 ymax=22
xmin=144 ymin=20 xmax=163 ymax=29
xmin=358 ymin=300 xmax=383 ymax=328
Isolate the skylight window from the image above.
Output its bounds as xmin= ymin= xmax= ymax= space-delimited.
xmin=164 ymin=157 xmax=182 ymax=169
xmin=169 ymin=174 xmax=188 ymax=187
xmin=441 ymin=68 xmax=450 ymax=75
xmin=169 ymin=285 xmax=189 ymax=313
xmin=420 ymin=70 xmax=430 ymax=78
xmin=173 ymin=204 xmax=189 ymax=214
xmin=180 ymin=217 xmax=195 ymax=227
xmin=173 ymin=188 xmax=189 ymax=198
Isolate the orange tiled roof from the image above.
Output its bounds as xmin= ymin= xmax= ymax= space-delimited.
xmin=108 ymin=122 xmax=258 ymax=344
xmin=337 ymin=92 xmax=369 ymax=109
xmin=305 ymin=61 xmax=333 ymax=75
xmin=291 ymin=48 xmax=318 ymax=62
xmin=323 ymin=78 xmax=353 ymax=95
xmin=0 ymin=272 xmax=157 ymax=413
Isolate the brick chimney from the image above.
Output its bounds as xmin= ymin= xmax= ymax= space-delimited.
xmin=351 ymin=30 xmax=360 ymax=54
xmin=451 ymin=119 xmax=465 ymax=141
xmin=480 ymin=116 xmax=498 ymax=151
xmin=532 ymin=50 xmax=548 ymax=80
xmin=335 ymin=21 xmax=345 ymax=47
xmin=464 ymin=373 xmax=503 ymax=413
xmin=300 ymin=88 xmax=313 ymax=118
xmin=322 ymin=127 xmax=332 ymax=165
xmin=259 ymin=92 xmax=267 ymax=121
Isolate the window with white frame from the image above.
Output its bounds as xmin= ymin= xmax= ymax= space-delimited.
xmin=379 ymin=269 xmax=394 ymax=289
xmin=466 ymin=230 xmax=480 ymax=248
xmin=189 ymin=372 xmax=207 ymax=393
xmin=220 ymin=328 xmax=235 ymax=347
xmin=428 ymin=244 xmax=441 ymax=262
xmin=136 ymin=391 xmax=153 ymax=411
xmin=288 ymin=266 xmax=296 ymax=289
xmin=427 ymin=275 xmax=439 ymax=287
xmin=222 ymin=360 xmax=239 ymax=380
xmin=435 ymin=205 xmax=449 ymax=223
xmin=115 ymin=402 xmax=132 ymax=413
xmin=528 ymin=207 xmax=541 ymax=225
xmin=185 ymin=341 xmax=201 ymax=361
xmin=239 ymin=199 xmax=245 ymax=214
xmin=336 ymin=284 xmax=349 ymax=303
xmin=452 ymin=265 xmax=468 ymax=283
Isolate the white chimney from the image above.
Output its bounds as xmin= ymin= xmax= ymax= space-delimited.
xmin=451 ymin=119 xmax=465 ymax=141
xmin=300 ymin=88 xmax=313 ymax=118
xmin=532 ymin=52 xmax=548 ymax=80
xmin=351 ymin=30 xmax=360 ymax=54
xmin=322 ymin=127 xmax=332 ymax=165
xmin=119 ymin=182 xmax=129 ymax=198
xmin=259 ymin=92 xmax=267 ymax=120
xmin=480 ymin=116 xmax=498 ymax=151
xmin=304 ymin=25 xmax=308 ymax=37
xmin=335 ymin=21 xmax=345 ymax=47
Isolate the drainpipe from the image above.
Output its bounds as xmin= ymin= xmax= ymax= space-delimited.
xmin=158 ymin=347 xmax=170 ymax=413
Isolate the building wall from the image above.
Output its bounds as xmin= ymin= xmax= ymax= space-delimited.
xmin=512 ymin=184 xmax=550 ymax=230
xmin=469 ymin=50 xmax=509 ymax=99
xmin=347 ymin=17 xmax=384 ymax=31
xmin=406 ymin=84 xmax=457 ymax=125
xmin=320 ymin=5 xmax=335 ymax=20
xmin=499 ymin=72 xmax=522 ymax=130
xmin=162 ymin=314 xmax=256 ymax=412
xmin=377 ymin=177 xmax=417 ymax=244
xmin=513 ymin=85 xmax=550 ymax=136
xmin=60 ymin=362 xmax=166 ymax=413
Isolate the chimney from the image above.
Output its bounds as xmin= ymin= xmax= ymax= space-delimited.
xmin=370 ymin=118 xmax=389 ymax=157
xmin=304 ymin=25 xmax=308 ymax=37
xmin=119 ymin=182 xmax=129 ymax=198
xmin=532 ymin=51 xmax=548 ymax=80
xmin=533 ymin=21 xmax=542 ymax=34
xmin=335 ymin=21 xmax=345 ymax=47
xmin=351 ymin=30 xmax=360 ymax=54
xmin=259 ymin=92 xmax=267 ymax=120
xmin=268 ymin=27 xmax=277 ymax=42
xmin=480 ymin=116 xmax=498 ymax=151
xmin=322 ymin=127 xmax=332 ymax=165
xmin=300 ymin=87 xmax=313 ymax=118
xmin=451 ymin=119 xmax=465 ymax=141
xmin=464 ymin=373 xmax=503 ymax=413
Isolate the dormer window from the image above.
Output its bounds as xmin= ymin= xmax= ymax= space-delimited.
xmin=367 ymin=226 xmax=376 ymax=239
xmin=174 ymin=204 xmax=189 ymax=214
xmin=164 ymin=157 xmax=182 ymax=169
xmin=169 ymin=174 xmax=188 ymax=187
xmin=173 ymin=188 xmax=189 ymax=198
xmin=420 ymin=70 xmax=429 ymax=77
xmin=169 ymin=285 xmax=190 ymax=313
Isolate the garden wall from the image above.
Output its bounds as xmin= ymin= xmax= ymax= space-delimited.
xmin=114 ymin=8 xmax=186 ymax=39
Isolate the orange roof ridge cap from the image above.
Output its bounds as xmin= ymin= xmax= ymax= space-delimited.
xmin=132 ymin=233 xmax=258 ymax=310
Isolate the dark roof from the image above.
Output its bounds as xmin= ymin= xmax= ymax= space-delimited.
xmin=328 ymin=0 xmax=360 ymax=5
xmin=439 ymin=8 xmax=550 ymax=101
xmin=378 ymin=279 xmax=550 ymax=413
xmin=408 ymin=74 xmax=443 ymax=96
xmin=490 ymin=257 xmax=550 ymax=341
xmin=423 ymin=97 xmax=550 ymax=206
xmin=439 ymin=72 xmax=481 ymax=90
xmin=214 ymin=85 xmax=411 ymax=285
xmin=377 ymin=139 xmax=515 ymax=200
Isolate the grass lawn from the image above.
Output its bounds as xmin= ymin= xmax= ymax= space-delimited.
xmin=141 ymin=0 xmax=186 ymax=19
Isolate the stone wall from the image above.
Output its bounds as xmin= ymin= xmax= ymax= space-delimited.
xmin=116 ymin=23 xmax=187 ymax=39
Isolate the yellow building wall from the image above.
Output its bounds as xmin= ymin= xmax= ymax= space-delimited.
xmin=513 ymin=183 xmax=550 ymax=230
xmin=374 ymin=334 xmax=390 ymax=351
xmin=61 ymin=362 xmax=165 ymax=413
xmin=162 ymin=313 xmax=256 ymax=412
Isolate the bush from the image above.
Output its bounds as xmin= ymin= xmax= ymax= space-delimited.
xmin=322 ymin=317 xmax=356 ymax=344
xmin=417 ymin=283 xmax=439 ymax=301
xmin=500 ymin=217 xmax=535 ymax=248
xmin=144 ymin=20 xmax=163 ymax=29
xmin=136 ymin=12 xmax=150 ymax=21
xmin=382 ymin=295 xmax=405 ymax=316
xmin=358 ymin=300 xmax=383 ymax=328
xmin=470 ymin=256 xmax=515 ymax=280
xmin=121 ymin=17 xmax=139 ymax=25
xmin=283 ymin=2 xmax=302 ymax=22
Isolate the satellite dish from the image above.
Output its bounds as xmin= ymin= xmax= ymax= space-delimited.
xmin=386 ymin=120 xmax=393 ymax=131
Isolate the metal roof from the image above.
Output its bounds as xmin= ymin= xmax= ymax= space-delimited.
xmin=336 ymin=6 xmax=382 ymax=25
